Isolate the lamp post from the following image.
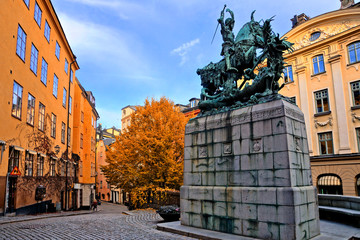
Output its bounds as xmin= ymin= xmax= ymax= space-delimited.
xmin=54 ymin=145 xmax=60 ymax=155
xmin=65 ymin=56 xmax=77 ymax=211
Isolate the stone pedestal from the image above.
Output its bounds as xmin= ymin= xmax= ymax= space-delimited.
xmin=180 ymin=99 xmax=320 ymax=240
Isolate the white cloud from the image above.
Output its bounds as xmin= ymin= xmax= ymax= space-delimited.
xmin=58 ymin=12 xmax=155 ymax=83
xmin=171 ymin=38 xmax=200 ymax=65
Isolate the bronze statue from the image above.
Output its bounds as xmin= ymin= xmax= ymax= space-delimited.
xmin=197 ymin=8 xmax=294 ymax=114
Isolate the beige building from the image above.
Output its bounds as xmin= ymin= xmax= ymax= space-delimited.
xmin=121 ymin=105 xmax=137 ymax=132
xmin=280 ymin=1 xmax=360 ymax=195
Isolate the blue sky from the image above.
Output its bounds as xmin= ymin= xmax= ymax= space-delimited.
xmin=51 ymin=0 xmax=346 ymax=128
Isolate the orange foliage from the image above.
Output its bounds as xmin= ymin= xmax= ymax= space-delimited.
xmin=102 ymin=97 xmax=188 ymax=206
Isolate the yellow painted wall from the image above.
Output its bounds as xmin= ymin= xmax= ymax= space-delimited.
xmin=280 ymin=7 xmax=360 ymax=195
xmin=73 ymin=79 xmax=97 ymax=185
xmin=0 ymin=0 xmax=80 ymax=211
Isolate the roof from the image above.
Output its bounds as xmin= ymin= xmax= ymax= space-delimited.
xmin=121 ymin=105 xmax=137 ymax=111
xmin=103 ymin=138 xmax=115 ymax=146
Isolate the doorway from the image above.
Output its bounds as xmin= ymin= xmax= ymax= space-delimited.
xmin=7 ymin=177 xmax=17 ymax=213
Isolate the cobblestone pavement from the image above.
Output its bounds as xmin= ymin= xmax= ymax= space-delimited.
xmin=0 ymin=203 xmax=195 ymax=240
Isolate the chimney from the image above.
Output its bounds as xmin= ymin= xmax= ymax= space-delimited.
xmin=340 ymin=0 xmax=354 ymax=9
xmin=291 ymin=13 xmax=310 ymax=28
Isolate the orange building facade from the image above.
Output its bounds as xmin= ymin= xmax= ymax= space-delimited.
xmin=0 ymin=0 xmax=98 ymax=215
xmin=72 ymin=78 xmax=99 ymax=209
xmin=96 ymin=126 xmax=122 ymax=203
xmin=280 ymin=3 xmax=360 ymax=195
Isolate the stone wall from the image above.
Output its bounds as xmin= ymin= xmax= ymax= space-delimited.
xmin=180 ymin=99 xmax=320 ymax=239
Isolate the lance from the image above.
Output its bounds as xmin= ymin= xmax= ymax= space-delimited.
xmin=211 ymin=4 xmax=227 ymax=44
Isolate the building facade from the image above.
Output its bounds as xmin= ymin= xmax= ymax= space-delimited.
xmin=280 ymin=2 xmax=360 ymax=195
xmin=72 ymin=78 xmax=99 ymax=209
xmin=0 ymin=0 xmax=98 ymax=215
xmin=96 ymin=126 xmax=124 ymax=204
xmin=121 ymin=105 xmax=137 ymax=133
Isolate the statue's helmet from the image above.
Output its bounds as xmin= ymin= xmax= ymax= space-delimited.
xmin=225 ymin=18 xmax=234 ymax=26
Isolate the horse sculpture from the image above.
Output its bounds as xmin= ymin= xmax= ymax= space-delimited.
xmin=197 ymin=10 xmax=294 ymax=113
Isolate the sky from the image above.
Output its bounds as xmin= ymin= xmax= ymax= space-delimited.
xmin=51 ymin=0 xmax=348 ymax=128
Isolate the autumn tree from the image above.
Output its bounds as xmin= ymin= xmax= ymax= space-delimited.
xmin=102 ymin=97 xmax=188 ymax=208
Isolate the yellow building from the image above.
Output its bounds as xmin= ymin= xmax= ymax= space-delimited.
xmin=96 ymin=126 xmax=123 ymax=204
xmin=0 ymin=0 xmax=98 ymax=215
xmin=73 ymin=78 xmax=99 ymax=209
xmin=121 ymin=105 xmax=137 ymax=132
xmin=280 ymin=1 xmax=360 ymax=196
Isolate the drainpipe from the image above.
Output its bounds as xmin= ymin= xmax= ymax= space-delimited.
xmin=65 ymin=56 xmax=77 ymax=211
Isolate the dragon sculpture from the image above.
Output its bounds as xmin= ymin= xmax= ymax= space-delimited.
xmin=197 ymin=8 xmax=294 ymax=114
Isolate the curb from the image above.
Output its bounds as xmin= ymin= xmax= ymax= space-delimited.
xmin=0 ymin=210 xmax=98 ymax=225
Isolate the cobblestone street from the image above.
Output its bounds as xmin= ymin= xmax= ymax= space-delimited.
xmin=0 ymin=203 xmax=195 ymax=240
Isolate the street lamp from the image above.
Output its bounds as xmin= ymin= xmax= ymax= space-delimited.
xmin=65 ymin=55 xmax=77 ymax=211
xmin=54 ymin=145 xmax=60 ymax=154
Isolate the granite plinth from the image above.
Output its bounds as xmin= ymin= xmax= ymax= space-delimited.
xmin=181 ymin=100 xmax=320 ymax=240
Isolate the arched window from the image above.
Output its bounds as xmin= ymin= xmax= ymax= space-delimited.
xmin=356 ymin=175 xmax=360 ymax=196
xmin=348 ymin=41 xmax=360 ymax=64
xmin=317 ymin=174 xmax=343 ymax=195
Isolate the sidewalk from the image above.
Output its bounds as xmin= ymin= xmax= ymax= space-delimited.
xmin=0 ymin=209 xmax=97 ymax=225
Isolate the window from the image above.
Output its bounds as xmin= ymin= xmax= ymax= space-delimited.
xmin=70 ymin=69 xmax=74 ymax=83
xmin=91 ymin=162 xmax=95 ymax=177
xmin=51 ymin=113 xmax=56 ymax=138
xmin=356 ymin=175 xmax=360 ymax=196
xmin=38 ymin=102 xmax=45 ymax=131
xmin=91 ymin=116 xmax=94 ymax=126
xmin=26 ymin=94 xmax=35 ymax=126
xmin=23 ymin=0 xmax=30 ymax=7
xmin=12 ymin=81 xmax=23 ymax=119
xmin=34 ymin=1 xmax=42 ymax=27
xmin=312 ymin=55 xmax=325 ymax=75
xmin=30 ymin=44 xmax=39 ymax=74
xmin=314 ymin=89 xmax=329 ymax=113
xmin=348 ymin=41 xmax=360 ymax=64
xmin=50 ymin=157 xmax=56 ymax=176
xmin=318 ymin=132 xmax=333 ymax=155
xmin=107 ymin=183 xmax=110 ymax=189
xmin=55 ymin=41 xmax=60 ymax=60
xmin=310 ymin=32 xmax=321 ymax=41
xmin=25 ymin=152 xmax=34 ymax=176
xmin=351 ymin=81 xmax=360 ymax=106
xmin=63 ymin=88 xmax=67 ymax=107
xmin=100 ymin=180 xmax=103 ymax=189
xmin=283 ymin=65 xmax=293 ymax=83
xmin=80 ymin=133 xmax=83 ymax=149
xmin=37 ymin=155 xmax=44 ymax=176
xmin=61 ymin=122 xmax=66 ymax=144
xmin=44 ymin=20 xmax=50 ymax=42
xmin=65 ymin=58 xmax=68 ymax=74
xmin=40 ymin=58 xmax=48 ymax=85
xmin=317 ymin=174 xmax=343 ymax=195
xmin=80 ymin=161 xmax=83 ymax=177
xmin=8 ymin=147 xmax=21 ymax=173
xmin=53 ymin=74 xmax=58 ymax=97
xmin=357 ymin=128 xmax=360 ymax=152
xmin=16 ymin=25 xmax=27 ymax=61
xmin=81 ymin=111 xmax=84 ymax=122
xmin=69 ymin=96 xmax=72 ymax=114
xmin=67 ymin=128 xmax=71 ymax=147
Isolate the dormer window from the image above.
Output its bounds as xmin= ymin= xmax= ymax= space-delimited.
xmin=310 ymin=32 xmax=321 ymax=41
